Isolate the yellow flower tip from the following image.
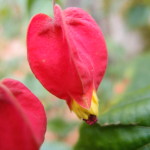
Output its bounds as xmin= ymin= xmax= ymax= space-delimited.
xmin=71 ymin=91 xmax=99 ymax=125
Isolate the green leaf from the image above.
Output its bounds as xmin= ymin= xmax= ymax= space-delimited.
xmin=99 ymin=53 xmax=150 ymax=126
xmin=138 ymin=143 xmax=150 ymax=150
xmin=74 ymin=123 xmax=150 ymax=150
xmin=75 ymin=83 xmax=150 ymax=149
xmin=99 ymin=86 xmax=150 ymax=126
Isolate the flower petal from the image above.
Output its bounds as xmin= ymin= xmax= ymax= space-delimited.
xmin=0 ymin=78 xmax=46 ymax=150
xmin=64 ymin=6 xmax=107 ymax=90
xmin=27 ymin=5 xmax=107 ymax=109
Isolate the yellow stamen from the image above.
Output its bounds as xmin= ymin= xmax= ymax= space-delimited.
xmin=71 ymin=91 xmax=99 ymax=120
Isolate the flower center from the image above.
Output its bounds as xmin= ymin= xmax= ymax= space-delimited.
xmin=71 ymin=90 xmax=99 ymax=125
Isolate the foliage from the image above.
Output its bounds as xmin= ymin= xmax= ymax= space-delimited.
xmin=75 ymin=123 xmax=150 ymax=150
xmin=75 ymin=84 xmax=150 ymax=149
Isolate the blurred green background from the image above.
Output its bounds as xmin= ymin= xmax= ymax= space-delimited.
xmin=0 ymin=0 xmax=150 ymax=150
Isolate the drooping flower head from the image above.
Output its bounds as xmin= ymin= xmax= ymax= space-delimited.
xmin=0 ymin=79 xmax=46 ymax=150
xmin=27 ymin=4 xmax=107 ymax=125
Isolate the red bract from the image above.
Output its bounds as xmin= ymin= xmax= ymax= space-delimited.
xmin=0 ymin=78 xmax=46 ymax=150
xmin=27 ymin=4 xmax=107 ymax=124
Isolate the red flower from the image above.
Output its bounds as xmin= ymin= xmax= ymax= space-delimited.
xmin=27 ymin=4 xmax=107 ymax=125
xmin=0 ymin=78 xmax=46 ymax=150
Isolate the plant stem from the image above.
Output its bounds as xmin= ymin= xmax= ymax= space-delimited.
xmin=52 ymin=0 xmax=56 ymax=7
xmin=52 ymin=0 xmax=55 ymax=16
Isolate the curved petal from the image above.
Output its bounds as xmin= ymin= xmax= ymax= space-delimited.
xmin=0 ymin=78 xmax=46 ymax=150
xmin=27 ymin=5 xmax=107 ymax=109
xmin=64 ymin=7 xmax=108 ymax=90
